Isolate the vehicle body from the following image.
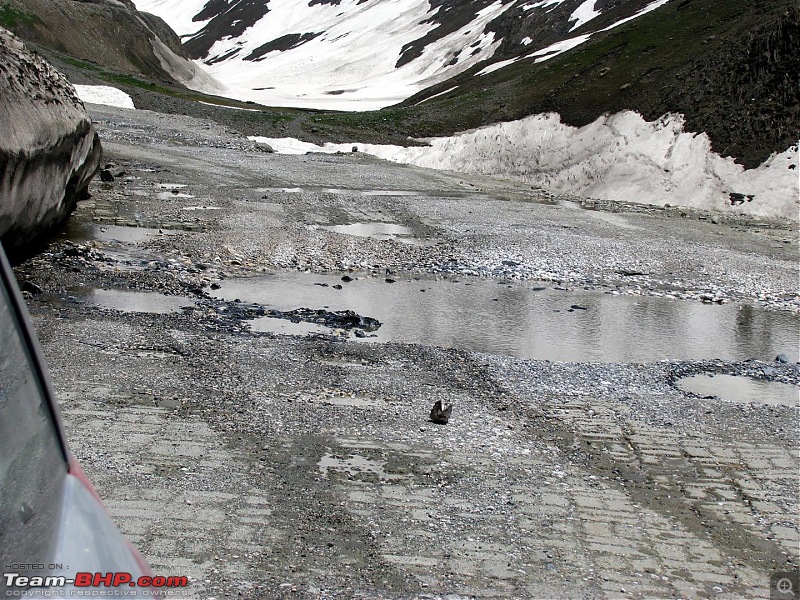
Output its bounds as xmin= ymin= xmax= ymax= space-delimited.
xmin=0 ymin=243 xmax=157 ymax=597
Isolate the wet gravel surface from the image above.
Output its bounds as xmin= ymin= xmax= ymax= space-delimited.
xmin=16 ymin=105 xmax=800 ymax=599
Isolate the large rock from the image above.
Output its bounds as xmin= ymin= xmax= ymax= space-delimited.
xmin=0 ymin=27 xmax=101 ymax=259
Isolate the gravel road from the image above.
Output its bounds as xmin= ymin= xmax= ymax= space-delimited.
xmin=15 ymin=104 xmax=799 ymax=599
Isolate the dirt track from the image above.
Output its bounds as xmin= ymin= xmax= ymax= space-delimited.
xmin=17 ymin=105 xmax=800 ymax=599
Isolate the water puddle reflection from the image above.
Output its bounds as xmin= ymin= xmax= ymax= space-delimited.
xmin=308 ymin=222 xmax=428 ymax=244
xmin=80 ymin=289 xmax=194 ymax=314
xmin=93 ymin=225 xmax=176 ymax=243
xmin=251 ymin=318 xmax=333 ymax=336
xmin=156 ymin=191 xmax=195 ymax=200
xmin=676 ymin=374 xmax=798 ymax=406
xmin=214 ymin=273 xmax=799 ymax=363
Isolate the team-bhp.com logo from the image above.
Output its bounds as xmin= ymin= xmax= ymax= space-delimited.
xmin=4 ymin=572 xmax=188 ymax=596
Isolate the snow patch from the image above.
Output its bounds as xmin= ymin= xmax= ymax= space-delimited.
xmin=599 ymin=0 xmax=671 ymax=31
xmin=134 ymin=0 xmax=517 ymax=110
xmin=134 ymin=0 xmax=678 ymax=110
xmin=74 ymin=85 xmax=135 ymax=109
xmin=523 ymin=0 xmax=568 ymax=11
xmin=132 ymin=0 xmax=211 ymax=36
xmin=198 ymin=101 xmax=261 ymax=111
xmin=569 ymin=0 xmax=601 ymax=32
xmin=249 ymin=111 xmax=799 ymax=220
xmin=477 ymin=57 xmax=519 ymax=76
xmin=524 ymin=0 xmax=671 ymax=66
xmin=413 ymin=86 xmax=459 ymax=105
xmin=529 ymin=35 xmax=591 ymax=62
xmin=249 ymin=138 xmax=329 ymax=155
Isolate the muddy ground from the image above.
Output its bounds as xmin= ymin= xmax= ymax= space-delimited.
xmin=15 ymin=105 xmax=800 ymax=599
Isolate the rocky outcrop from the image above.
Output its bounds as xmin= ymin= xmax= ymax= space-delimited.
xmin=0 ymin=28 xmax=101 ymax=259
xmin=0 ymin=0 xmax=224 ymax=95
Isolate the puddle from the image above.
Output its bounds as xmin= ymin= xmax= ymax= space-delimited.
xmin=61 ymin=219 xmax=198 ymax=248
xmin=257 ymin=186 xmax=464 ymax=198
xmin=213 ymin=273 xmax=800 ymax=363
xmin=250 ymin=318 xmax=333 ymax=336
xmin=181 ymin=205 xmax=221 ymax=211
xmin=93 ymin=225 xmax=177 ymax=243
xmin=156 ymin=183 xmax=188 ymax=189
xmin=677 ymin=374 xmax=798 ymax=406
xmin=314 ymin=392 xmax=385 ymax=407
xmin=309 ymin=222 xmax=426 ymax=244
xmin=62 ymin=223 xmax=177 ymax=244
xmin=318 ymin=452 xmax=406 ymax=481
xmin=315 ymin=223 xmax=412 ymax=237
xmin=156 ymin=191 xmax=195 ymax=200
xmin=80 ymin=289 xmax=194 ymax=314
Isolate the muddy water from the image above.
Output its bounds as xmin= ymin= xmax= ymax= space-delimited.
xmin=214 ymin=272 xmax=800 ymax=363
xmin=677 ymin=374 xmax=798 ymax=406
xmin=81 ymin=289 xmax=194 ymax=314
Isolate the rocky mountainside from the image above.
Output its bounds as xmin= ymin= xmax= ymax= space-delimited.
xmin=129 ymin=0 xmax=798 ymax=169
xmin=133 ymin=0 xmax=671 ymax=110
xmin=4 ymin=0 xmax=796 ymax=172
xmin=396 ymin=0 xmax=799 ymax=169
xmin=0 ymin=0 xmax=223 ymax=94
xmin=0 ymin=27 xmax=101 ymax=259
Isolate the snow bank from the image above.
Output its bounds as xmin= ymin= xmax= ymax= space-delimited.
xmin=74 ymin=85 xmax=135 ymax=109
xmin=250 ymin=111 xmax=799 ymax=220
xmin=0 ymin=29 xmax=102 ymax=255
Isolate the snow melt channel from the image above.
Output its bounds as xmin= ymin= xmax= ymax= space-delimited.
xmin=250 ymin=111 xmax=799 ymax=220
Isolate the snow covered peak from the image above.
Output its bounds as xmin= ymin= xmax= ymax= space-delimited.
xmin=132 ymin=0 xmax=676 ymax=110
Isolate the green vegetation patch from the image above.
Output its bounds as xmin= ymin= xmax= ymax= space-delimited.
xmin=0 ymin=4 xmax=40 ymax=28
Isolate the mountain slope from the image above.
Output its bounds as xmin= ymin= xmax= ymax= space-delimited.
xmin=317 ymin=0 xmax=799 ymax=170
xmin=0 ymin=0 xmax=223 ymax=94
xmin=133 ymin=0 xmax=677 ymax=110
